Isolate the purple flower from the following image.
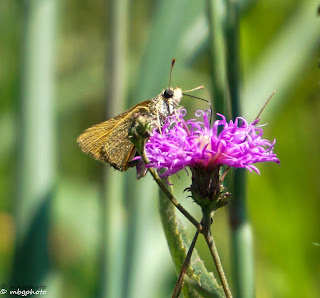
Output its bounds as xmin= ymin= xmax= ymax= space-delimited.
xmin=142 ymin=109 xmax=279 ymax=177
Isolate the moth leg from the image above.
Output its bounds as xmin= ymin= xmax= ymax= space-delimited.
xmin=155 ymin=111 xmax=163 ymax=135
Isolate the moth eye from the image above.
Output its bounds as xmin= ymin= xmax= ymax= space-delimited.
xmin=163 ymin=89 xmax=174 ymax=98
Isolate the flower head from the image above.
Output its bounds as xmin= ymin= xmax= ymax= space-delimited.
xmin=141 ymin=109 xmax=279 ymax=177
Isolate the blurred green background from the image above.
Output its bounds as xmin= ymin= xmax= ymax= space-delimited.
xmin=1 ymin=0 xmax=319 ymax=297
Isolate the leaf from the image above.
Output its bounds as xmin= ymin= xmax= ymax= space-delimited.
xmin=159 ymin=186 xmax=224 ymax=298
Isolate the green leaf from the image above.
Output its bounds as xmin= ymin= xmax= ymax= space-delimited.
xmin=159 ymin=187 xmax=224 ymax=298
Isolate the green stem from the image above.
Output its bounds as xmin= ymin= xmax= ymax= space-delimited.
xmin=11 ymin=0 xmax=56 ymax=286
xmin=148 ymin=167 xmax=201 ymax=230
xmin=225 ymin=0 xmax=240 ymax=120
xmin=172 ymin=229 xmax=200 ymax=298
xmin=202 ymin=208 xmax=232 ymax=298
xmin=159 ymin=179 xmax=225 ymax=298
xmin=138 ymin=147 xmax=202 ymax=231
xmin=206 ymin=0 xmax=228 ymax=116
xmin=225 ymin=1 xmax=255 ymax=296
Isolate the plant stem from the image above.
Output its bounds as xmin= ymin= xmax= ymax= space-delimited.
xmin=225 ymin=1 xmax=254 ymax=296
xmin=206 ymin=0 xmax=228 ymax=116
xmin=172 ymin=229 xmax=200 ymax=298
xmin=202 ymin=208 xmax=232 ymax=298
xmin=12 ymin=0 xmax=56 ymax=286
xmin=138 ymin=148 xmax=202 ymax=231
xmin=148 ymin=167 xmax=201 ymax=230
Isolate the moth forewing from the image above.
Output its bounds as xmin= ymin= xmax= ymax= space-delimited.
xmin=77 ymin=102 xmax=150 ymax=168
xmin=76 ymin=101 xmax=144 ymax=160
xmin=101 ymin=104 xmax=152 ymax=170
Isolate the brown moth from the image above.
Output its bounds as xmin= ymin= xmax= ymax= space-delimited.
xmin=77 ymin=87 xmax=183 ymax=171
xmin=77 ymin=59 xmax=203 ymax=172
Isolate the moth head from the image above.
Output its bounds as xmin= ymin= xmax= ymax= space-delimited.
xmin=163 ymin=87 xmax=183 ymax=106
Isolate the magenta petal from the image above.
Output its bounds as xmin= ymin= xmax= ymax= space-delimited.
xmin=143 ymin=109 xmax=280 ymax=177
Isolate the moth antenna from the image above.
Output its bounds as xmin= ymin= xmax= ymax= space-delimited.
xmin=255 ymin=90 xmax=276 ymax=120
xmin=182 ymin=85 xmax=204 ymax=93
xmin=182 ymin=93 xmax=213 ymax=126
xmin=169 ymin=58 xmax=176 ymax=89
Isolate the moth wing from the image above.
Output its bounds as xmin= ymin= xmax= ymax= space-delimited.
xmin=102 ymin=105 xmax=151 ymax=171
xmin=77 ymin=101 xmax=151 ymax=171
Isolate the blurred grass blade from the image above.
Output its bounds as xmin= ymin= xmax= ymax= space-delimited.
xmin=226 ymin=0 xmax=240 ymax=118
xmin=11 ymin=0 xmax=57 ymax=286
xmin=99 ymin=0 xmax=128 ymax=297
xmin=225 ymin=1 xmax=255 ymax=297
xmin=206 ymin=0 xmax=228 ymax=115
xmin=132 ymin=0 xmax=204 ymax=101
xmin=179 ymin=15 xmax=208 ymax=63
xmin=243 ymin=0 xmax=320 ymax=118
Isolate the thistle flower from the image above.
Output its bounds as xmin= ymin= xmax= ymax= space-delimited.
xmin=135 ymin=109 xmax=279 ymax=207
xmin=143 ymin=109 xmax=279 ymax=176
